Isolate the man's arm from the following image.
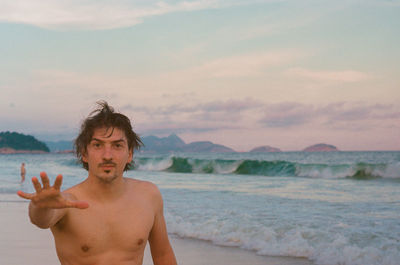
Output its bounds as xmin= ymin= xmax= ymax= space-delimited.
xmin=17 ymin=172 xmax=89 ymax=229
xmin=148 ymin=186 xmax=177 ymax=265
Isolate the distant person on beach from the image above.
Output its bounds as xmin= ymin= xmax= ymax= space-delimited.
xmin=20 ymin=163 xmax=26 ymax=183
xmin=17 ymin=101 xmax=177 ymax=265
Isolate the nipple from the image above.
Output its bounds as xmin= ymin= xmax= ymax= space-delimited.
xmin=81 ymin=245 xmax=90 ymax=252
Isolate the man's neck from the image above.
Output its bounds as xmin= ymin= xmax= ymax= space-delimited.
xmin=83 ymin=175 xmax=127 ymax=202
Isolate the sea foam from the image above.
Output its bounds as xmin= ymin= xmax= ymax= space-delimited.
xmin=165 ymin=211 xmax=400 ymax=265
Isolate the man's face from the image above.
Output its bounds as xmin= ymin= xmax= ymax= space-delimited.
xmin=82 ymin=127 xmax=133 ymax=183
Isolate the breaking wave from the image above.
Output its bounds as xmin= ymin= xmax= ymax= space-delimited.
xmin=134 ymin=156 xmax=400 ymax=179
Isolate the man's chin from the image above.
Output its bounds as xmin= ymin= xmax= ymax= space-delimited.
xmin=96 ymin=173 xmax=118 ymax=183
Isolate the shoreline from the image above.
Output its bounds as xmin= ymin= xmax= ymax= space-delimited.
xmin=145 ymin=236 xmax=313 ymax=265
xmin=1 ymin=198 xmax=312 ymax=265
xmin=0 ymin=148 xmax=49 ymax=154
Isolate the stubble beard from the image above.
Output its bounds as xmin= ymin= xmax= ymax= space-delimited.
xmin=96 ymin=172 xmax=119 ymax=184
xmin=95 ymin=160 xmax=120 ymax=183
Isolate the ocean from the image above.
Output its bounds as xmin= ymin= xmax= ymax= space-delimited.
xmin=1 ymin=151 xmax=400 ymax=265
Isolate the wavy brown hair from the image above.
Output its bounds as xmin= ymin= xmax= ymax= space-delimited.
xmin=74 ymin=101 xmax=143 ymax=171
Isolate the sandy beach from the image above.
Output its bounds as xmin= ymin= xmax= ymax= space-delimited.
xmin=1 ymin=197 xmax=312 ymax=265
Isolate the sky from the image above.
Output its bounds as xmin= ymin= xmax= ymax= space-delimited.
xmin=0 ymin=0 xmax=399 ymax=151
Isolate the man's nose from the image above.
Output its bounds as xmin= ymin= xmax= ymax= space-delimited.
xmin=102 ymin=145 xmax=113 ymax=159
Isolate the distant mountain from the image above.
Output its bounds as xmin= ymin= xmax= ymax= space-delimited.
xmin=141 ymin=134 xmax=235 ymax=153
xmin=0 ymin=131 xmax=49 ymax=153
xmin=141 ymin=134 xmax=186 ymax=153
xmin=303 ymin=143 xmax=339 ymax=152
xmin=250 ymin=145 xmax=281 ymax=152
xmin=182 ymin=141 xmax=235 ymax=153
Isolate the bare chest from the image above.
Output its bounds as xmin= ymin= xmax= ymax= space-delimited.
xmin=52 ymin=199 xmax=155 ymax=258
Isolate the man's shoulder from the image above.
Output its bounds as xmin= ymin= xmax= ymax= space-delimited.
xmin=125 ymin=178 xmax=162 ymax=201
xmin=126 ymin=178 xmax=159 ymax=192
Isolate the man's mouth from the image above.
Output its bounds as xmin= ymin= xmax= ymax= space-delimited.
xmin=99 ymin=163 xmax=116 ymax=169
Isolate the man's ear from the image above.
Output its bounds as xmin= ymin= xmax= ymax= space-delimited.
xmin=82 ymin=149 xmax=88 ymax=163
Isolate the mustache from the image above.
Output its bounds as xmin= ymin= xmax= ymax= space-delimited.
xmin=98 ymin=161 xmax=116 ymax=167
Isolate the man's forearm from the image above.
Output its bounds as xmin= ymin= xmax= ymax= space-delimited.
xmin=28 ymin=202 xmax=65 ymax=229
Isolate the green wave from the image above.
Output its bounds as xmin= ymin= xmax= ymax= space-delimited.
xmin=133 ymin=156 xmax=397 ymax=179
xmin=233 ymin=160 xmax=296 ymax=176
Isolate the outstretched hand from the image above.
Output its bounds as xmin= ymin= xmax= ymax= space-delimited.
xmin=17 ymin=172 xmax=89 ymax=209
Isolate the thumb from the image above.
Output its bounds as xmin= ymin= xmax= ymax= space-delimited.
xmin=68 ymin=200 xmax=89 ymax=209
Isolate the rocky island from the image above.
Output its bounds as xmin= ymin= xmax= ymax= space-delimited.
xmin=0 ymin=131 xmax=49 ymax=154
xmin=249 ymin=146 xmax=281 ymax=152
xmin=302 ymin=143 xmax=339 ymax=152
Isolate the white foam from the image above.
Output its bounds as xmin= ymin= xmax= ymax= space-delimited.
xmin=218 ymin=160 xmax=243 ymax=174
xmin=165 ymin=212 xmax=400 ymax=265
xmin=296 ymin=165 xmax=350 ymax=179
xmin=136 ymin=157 xmax=173 ymax=171
xmin=383 ymin=162 xmax=400 ymax=178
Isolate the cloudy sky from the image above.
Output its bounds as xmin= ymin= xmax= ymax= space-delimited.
xmin=0 ymin=0 xmax=399 ymax=151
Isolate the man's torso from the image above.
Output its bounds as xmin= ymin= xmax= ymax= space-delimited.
xmin=51 ymin=178 xmax=156 ymax=265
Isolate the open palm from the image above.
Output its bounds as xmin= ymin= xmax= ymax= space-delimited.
xmin=17 ymin=172 xmax=88 ymax=209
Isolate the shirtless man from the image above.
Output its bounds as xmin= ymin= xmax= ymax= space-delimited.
xmin=20 ymin=162 xmax=26 ymax=182
xmin=17 ymin=101 xmax=177 ymax=265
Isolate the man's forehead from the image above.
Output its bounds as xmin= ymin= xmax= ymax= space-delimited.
xmin=91 ymin=127 xmax=127 ymax=141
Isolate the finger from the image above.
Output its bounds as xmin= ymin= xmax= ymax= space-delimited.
xmin=66 ymin=200 xmax=89 ymax=209
xmin=17 ymin=190 xmax=35 ymax=200
xmin=40 ymin=172 xmax=50 ymax=189
xmin=53 ymin=174 xmax=63 ymax=190
xmin=32 ymin=177 xmax=42 ymax=193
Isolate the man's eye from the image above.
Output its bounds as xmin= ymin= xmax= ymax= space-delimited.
xmin=93 ymin=143 xmax=101 ymax=148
